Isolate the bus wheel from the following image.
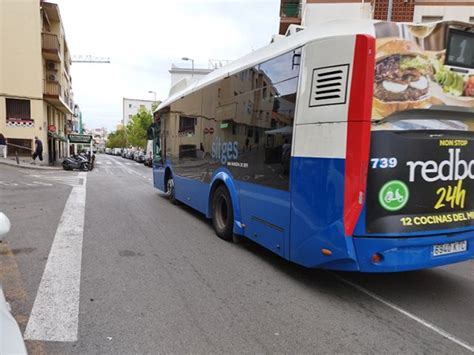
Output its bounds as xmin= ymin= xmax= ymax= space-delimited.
xmin=212 ymin=185 xmax=234 ymax=241
xmin=166 ymin=175 xmax=177 ymax=205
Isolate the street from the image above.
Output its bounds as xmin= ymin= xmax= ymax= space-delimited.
xmin=1 ymin=155 xmax=473 ymax=354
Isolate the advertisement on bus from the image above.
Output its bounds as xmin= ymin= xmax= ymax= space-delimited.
xmin=368 ymin=22 xmax=474 ymax=234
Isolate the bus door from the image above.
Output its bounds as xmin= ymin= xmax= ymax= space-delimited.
xmin=150 ymin=120 xmax=165 ymax=191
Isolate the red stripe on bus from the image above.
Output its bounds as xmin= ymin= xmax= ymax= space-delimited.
xmin=344 ymin=34 xmax=375 ymax=236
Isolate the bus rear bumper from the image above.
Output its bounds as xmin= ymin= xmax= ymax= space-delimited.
xmin=352 ymin=230 xmax=474 ymax=272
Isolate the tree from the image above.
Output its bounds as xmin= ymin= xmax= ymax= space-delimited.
xmin=126 ymin=107 xmax=153 ymax=149
xmin=106 ymin=128 xmax=127 ymax=148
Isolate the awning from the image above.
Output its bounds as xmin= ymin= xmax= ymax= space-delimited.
xmin=68 ymin=134 xmax=93 ymax=144
xmin=264 ymin=126 xmax=292 ymax=135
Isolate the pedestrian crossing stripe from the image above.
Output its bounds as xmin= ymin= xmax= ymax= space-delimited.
xmin=30 ymin=174 xmax=85 ymax=187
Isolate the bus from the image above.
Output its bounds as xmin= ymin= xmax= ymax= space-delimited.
xmin=151 ymin=20 xmax=474 ymax=272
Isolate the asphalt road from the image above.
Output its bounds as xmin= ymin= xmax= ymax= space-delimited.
xmin=0 ymin=154 xmax=473 ymax=354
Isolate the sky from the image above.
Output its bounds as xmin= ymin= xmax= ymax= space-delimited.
xmin=53 ymin=0 xmax=281 ymax=132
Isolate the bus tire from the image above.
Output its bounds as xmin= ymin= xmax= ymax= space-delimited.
xmin=211 ymin=185 xmax=234 ymax=241
xmin=166 ymin=175 xmax=177 ymax=205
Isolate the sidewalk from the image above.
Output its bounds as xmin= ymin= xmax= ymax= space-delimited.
xmin=0 ymin=157 xmax=61 ymax=171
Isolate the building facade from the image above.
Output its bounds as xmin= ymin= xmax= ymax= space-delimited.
xmin=169 ymin=65 xmax=214 ymax=88
xmin=85 ymin=127 xmax=107 ymax=153
xmin=122 ymin=98 xmax=156 ymax=127
xmin=279 ymin=0 xmax=474 ymax=34
xmin=0 ymin=0 xmax=76 ymax=164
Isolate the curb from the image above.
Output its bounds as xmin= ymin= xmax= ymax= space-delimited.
xmin=0 ymin=160 xmax=61 ymax=171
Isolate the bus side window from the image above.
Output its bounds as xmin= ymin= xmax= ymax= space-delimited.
xmin=152 ymin=127 xmax=162 ymax=160
xmin=154 ymin=136 xmax=161 ymax=158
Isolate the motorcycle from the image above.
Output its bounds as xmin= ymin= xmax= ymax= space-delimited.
xmin=62 ymin=153 xmax=91 ymax=171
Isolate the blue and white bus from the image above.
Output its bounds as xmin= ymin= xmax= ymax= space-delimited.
xmin=151 ymin=20 xmax=474 ymax=272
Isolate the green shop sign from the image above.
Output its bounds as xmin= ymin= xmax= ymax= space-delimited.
xmin=68 ymin=134 xmax=93 ymax=144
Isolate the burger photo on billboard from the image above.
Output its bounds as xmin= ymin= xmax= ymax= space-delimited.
xmin=373 ymin=39 xmax=433 ymax=119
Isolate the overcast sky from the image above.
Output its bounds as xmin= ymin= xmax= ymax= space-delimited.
xmin=53 ymin=0 xmax=280 ymax=132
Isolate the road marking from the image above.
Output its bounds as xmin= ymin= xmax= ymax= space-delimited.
xmin=106 ymin=161 xmax=112 ymax=165
xmin=331 ymin=273 xmax=474 ymax=353
xmin=20 ymin=182 xmax=37 ymax=186
xmin=30 ymin=174 xmax=83 ymax=187
xmin=32 ymin=181 xmax=53 ymax=186
xmin=24 ymin=172 xmax=87 ymax=342
xmin=0 ymin=181 xmax=18 ymax=186
xmin=113 ymin=159 xmax=145 ymax=178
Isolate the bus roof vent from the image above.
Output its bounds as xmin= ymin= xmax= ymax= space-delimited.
xmin=309 ymin=64 xmax=349 ymax=107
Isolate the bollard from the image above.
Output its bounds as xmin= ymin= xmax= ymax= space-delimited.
xmin=15 ymin=151 xmax=20 ymax=165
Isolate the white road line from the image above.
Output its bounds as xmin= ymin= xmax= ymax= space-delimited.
xmin=24 ymin=172 xmax=87 ymax=342
xmin=20 ymin=182 xmax=37 ymax=186
xmin=32 ymin=181 xmax=53 ymax=186
xmin=330 ymin=273 xmax=474 ymax=353
xmin=113 ymin=159 xmax=145 ymax=178
xmin=30 ymin=174 xmax=83 ymax=187
xmin=106 ymin=161 xmax=112 ymax=165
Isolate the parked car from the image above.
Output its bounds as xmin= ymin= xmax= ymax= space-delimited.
xmin=144 ymin=153 xmax=153 ymax=167
xmin=126 ymin=150 xmax=135 ymax=159
xmin=134 ymin=151 xmax=145 ymax=163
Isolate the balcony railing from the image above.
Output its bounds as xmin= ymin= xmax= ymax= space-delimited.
xmin=42 ymin=32 xmax=60 ymax=52
xmin=43 ymin=80 xmax=75 ymax=113
xmin=44 ymin=80 xmax=62 ymax=97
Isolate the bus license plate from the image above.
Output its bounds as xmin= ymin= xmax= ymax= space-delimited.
xmin=432 ymin=241 xmax=467 ymax=256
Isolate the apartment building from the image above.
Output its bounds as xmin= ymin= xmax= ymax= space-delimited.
xmin=0 ymin=0 xmax=76 ymax=164
xmin=169 ymin=65 xmax=213 ymax=88
xmin=279 ymin=0 xmax=474 ymax=34
xmin=122 ymin=98 xmax=156 ymax=126
xmin=85 ymin=127 xmax=107 ymax=153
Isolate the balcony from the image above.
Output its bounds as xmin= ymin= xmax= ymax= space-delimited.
xmin=279 ymin=0 xmax=301 ymax=35
xmin=43 ymin=80 xmax=74 ymax=114
xmin=42 ymin=33 xmax=61 ymax=62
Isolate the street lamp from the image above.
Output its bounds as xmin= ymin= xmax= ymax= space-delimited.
xmin=181 ymin=57 xmax=195 ymax=77
xmin=148 ymin=90 xmax=157 ymax=102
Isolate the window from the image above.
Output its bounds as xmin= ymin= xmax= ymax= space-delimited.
xmin=7 ymin=139 xmax=32 ymax=156
xmin=470 ymin=17 xmax=474 ymax=24
xmin=139 ymin=104 xmax=145 ymax=110
xmin=129 ymin=104 xmax=132 ymax=108
xmin=179 ymin=116 xmax=195 ymax=133
xmin=179 ymin=144 xmax=197 ymax=159
xmin=6 ymin=99 xmax=31 ymax=121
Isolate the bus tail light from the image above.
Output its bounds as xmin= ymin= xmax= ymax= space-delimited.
xmin=371 ymin=253 xmax=383 ymax=264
